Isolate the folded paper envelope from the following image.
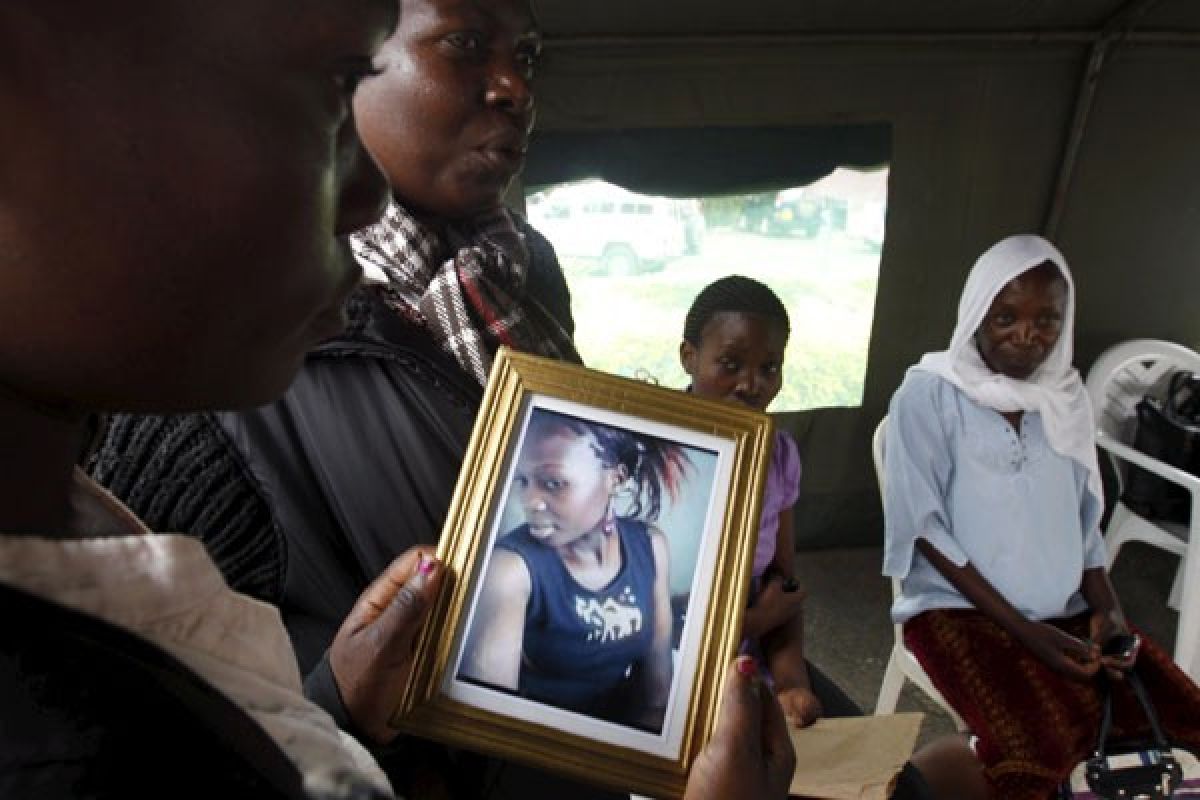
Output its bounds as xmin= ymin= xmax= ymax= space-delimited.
xmin=789 ymin=712 xmax=924 ymax=800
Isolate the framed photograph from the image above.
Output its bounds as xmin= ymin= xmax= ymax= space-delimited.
xmin=391 ymin=347 xmax=773 ymax=799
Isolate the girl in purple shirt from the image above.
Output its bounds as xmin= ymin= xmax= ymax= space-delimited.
xmin=680 ymin=275 xmax=824 ymax=727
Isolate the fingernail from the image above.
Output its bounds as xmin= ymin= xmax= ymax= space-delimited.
xmin=407 ymin=555 xmax=435 ymax=591
xmin=735 ymin=655 xmax=758 ymax=678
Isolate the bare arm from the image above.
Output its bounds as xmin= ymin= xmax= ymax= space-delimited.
xmin=1081 ymin=566 xmax=1124 ymax=624
xmin=741 ymin=585 xmax=803 ymax=640
xmin=916 ymin=538 xmax=1029 ymax=635
xmin=768 ymin=506 xmax=796 ymax=580
xmin=458 ymin=549 xmax=530 ymax=690
xmin=763 ymin=513 xmax=820 ymax=724
xmin=1080 ymin=566 xmax=1123 ymax=623
xmin=641 ymin=527 xmax=674 ymax=721
xmin=1081 ymin=566 xmax=1137 ymax=674
xmin=742 ymin=510 xmax=804 ymax=641
xmin=764 ymin=604 xmax=821 ymax=727
xmin=916 ymin=538 xmax=1098 ymax=680
xmin=756 ymin=507 xmax=819 ymax=725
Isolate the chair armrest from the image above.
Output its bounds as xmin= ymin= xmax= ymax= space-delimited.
xmin=1096 ymin=431 xmax=1200 ymax=498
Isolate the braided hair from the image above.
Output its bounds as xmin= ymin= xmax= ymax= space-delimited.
xmin=526 ymin=410 xmax=692 ymax=522
xmin=682 ymin=275 xmax=790 ymax=345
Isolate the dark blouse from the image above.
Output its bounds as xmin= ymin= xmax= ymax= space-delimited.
xmin=498 ymin=517 xmax=657 ymax=725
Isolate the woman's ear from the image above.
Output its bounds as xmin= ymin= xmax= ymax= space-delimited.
xmin=609 ymin=464 xmax=629 ymax=494
xmin=679 ymin=339 xmax=697 ymax=377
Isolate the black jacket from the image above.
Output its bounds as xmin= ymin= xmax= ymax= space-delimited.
xmin=217 ymin=288 xmax=484 ymax=672
xmin=0 ymin=583 xmax=308 ymax=800
xmin=88 ymin=232 xmax=621 ymax=798
xmin=92 ymin=217 xmax=573 ymax=671
xmin=90 ymin=289 xmax=493 ymax=798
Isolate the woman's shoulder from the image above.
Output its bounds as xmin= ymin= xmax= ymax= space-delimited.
xmin=642 ymin=520 xmax=668 ymax=546
xmin=497 ymin=523 xmax=532 ymax=549
xmin=318 ymin=287 xmax=455 ymax=360
xmin=885 ymin=370 xmax=972 ymax=451
xmin=87 ymin=412 xmax=282 ymax=603
xmin=891 ymin=368 xmax=961 ymax=415
xmin=618 ymin=517 xmax=664 ymax=550
xmin=896 ymin=367 xmax=955 ymax=396
xmin=772 ymin=428 xmax=801 ymax=465
xmin=772 ymin=427 xmax=799 ymax=452
xmin=303 ymin=286 xmax=483 ymax=408
xmin=483 ymin=545 xmax=533 ymax=592
xmin=617 ymin=519 xmax=666 ymax=580
xmin=497 ymin=525 xmax=551 ymax=564
xmin=511 ymin=214 xmax=575 ymax=338
xmin=766 ymin=428 xmax=802 ymax=493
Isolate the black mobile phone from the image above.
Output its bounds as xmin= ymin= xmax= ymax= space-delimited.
xmin=1102 ymin=633 xmax=1139 ymax=658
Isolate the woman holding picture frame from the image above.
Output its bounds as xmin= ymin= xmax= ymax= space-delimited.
xmin=0 ymin=1 xmax=793 ymax=799
xmin=84 ymin=0 xmax=587 ymax=796
xmin=73 ymin=0 xmax=796 ymax=791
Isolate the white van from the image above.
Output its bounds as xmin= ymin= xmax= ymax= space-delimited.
xmin=526 ymin=180 xmax=701 ymax=274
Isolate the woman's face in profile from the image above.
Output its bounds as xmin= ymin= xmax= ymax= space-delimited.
xmin=352 ymin=0 xmax=541 ymax=221
xmin=513 ymin=426 xmax=615 ymax=548
xmin=0 ymin=0 xmax=395 ymax=411
xmin=974 ymin=262 xmax=1068 ymax=380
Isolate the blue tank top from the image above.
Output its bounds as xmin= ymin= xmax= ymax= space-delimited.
xmin=496 ymin=517 xmax=657 ymax=725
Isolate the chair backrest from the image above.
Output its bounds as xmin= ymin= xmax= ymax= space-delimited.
xmin=1085 ymin=339 xmax=1200 ymax=489
xmin=872 ymin=417 xmax=906 ymax=609
xmin=872 ymin=416 xmax=887 ymax=495
xmin=1086 ymin=339 xmax=1200 ymax=439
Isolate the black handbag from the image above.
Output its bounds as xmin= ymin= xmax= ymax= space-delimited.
xmin=1120 ymin=370 xmax=1200 ymax=524
xmin=1084 ymin=671 xmax=1183 ymax=799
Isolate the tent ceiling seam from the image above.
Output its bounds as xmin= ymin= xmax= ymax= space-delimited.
xmin=544 ymin=30 xmax=1200 ymax=49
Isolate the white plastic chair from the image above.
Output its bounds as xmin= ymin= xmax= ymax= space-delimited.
xmin=871 ymin=416 xmax=967 ymax=729
xmin=1085 ymin=339 xmax=1200 ymax=679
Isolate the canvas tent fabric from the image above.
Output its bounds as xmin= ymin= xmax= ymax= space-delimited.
xmin=522 ymin=0 xmax=1200 ymax=547
xmin=531 ymin=0 xmax=1200 ymax=38
xmin=524 ymin=125 xmax=890 ymax=198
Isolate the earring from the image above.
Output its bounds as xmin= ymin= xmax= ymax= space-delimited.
xmin=602 ymin=497 xmax=617 ymax=536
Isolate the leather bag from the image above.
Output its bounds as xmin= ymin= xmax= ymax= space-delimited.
xmin=1084 ymin=671 xmax=1182 ymax=799
xmin=1120 ymin=370 xmax=1200 ymax=524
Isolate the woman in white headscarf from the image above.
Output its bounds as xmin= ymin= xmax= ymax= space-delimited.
xmin=882 ymin=234 xmax=1200 ymax=799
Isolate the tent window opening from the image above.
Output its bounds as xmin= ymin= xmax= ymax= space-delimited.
xmin=525 ymin=166 xmax=888 ymax=411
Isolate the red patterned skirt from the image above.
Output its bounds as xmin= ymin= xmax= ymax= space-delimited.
xmin=904 ymin=609 xmax=1200 ymax=800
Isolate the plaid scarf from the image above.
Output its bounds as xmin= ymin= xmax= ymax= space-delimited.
xmin=350 ymin=199 xmax=581 ymax=386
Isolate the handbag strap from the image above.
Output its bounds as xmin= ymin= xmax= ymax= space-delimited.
xmin=1169 ymin=370 xmax=1191 ymax=397
xmin=1168 ymin=369 xmax=1200 ymax=424
xmin=1094 ymin=670 xmax=1173 ymax=757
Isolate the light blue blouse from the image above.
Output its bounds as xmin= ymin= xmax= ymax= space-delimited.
xmin=882 ymin=370 xmax=1106 ymax=624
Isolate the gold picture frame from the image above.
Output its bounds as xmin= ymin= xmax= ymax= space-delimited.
xmin=391 ymin=347 xmax=773 ymax=799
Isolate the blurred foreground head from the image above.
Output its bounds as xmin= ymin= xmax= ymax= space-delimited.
xmin=0 ymin=0 xmax=396 ymax=413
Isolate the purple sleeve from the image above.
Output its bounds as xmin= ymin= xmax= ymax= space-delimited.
xmin=775 ymin=430 xmax=801 ymax=509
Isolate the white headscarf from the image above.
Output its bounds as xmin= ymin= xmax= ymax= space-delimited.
xmin=912 ymin=234 xmax=1103 ymax=504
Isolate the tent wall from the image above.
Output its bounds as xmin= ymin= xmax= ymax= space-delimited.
xmin=526 ymin=40 xmax=1200 ymax=548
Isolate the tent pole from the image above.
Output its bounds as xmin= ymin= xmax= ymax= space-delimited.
xmin=1042 ymin=0 xmax=1165 ymax=240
